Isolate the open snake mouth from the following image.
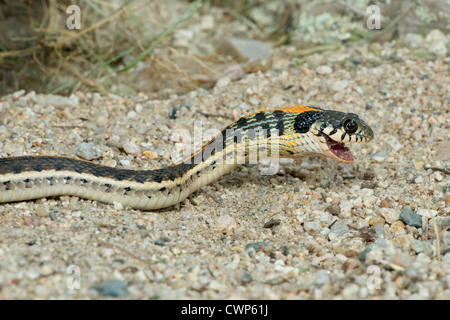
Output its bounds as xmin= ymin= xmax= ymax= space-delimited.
xmin=323 ymin=133 xmax=354 ymax=163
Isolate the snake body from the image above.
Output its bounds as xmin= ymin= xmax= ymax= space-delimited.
xmin=0 ymin=106 xmax=373 ymax=210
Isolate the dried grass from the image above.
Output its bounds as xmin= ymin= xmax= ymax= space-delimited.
xmin=0 ymin=0 xmax=203 ymax=95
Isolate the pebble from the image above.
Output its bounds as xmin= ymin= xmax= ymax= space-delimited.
xmin=303 ymin=221 xmax=322 ymax=234
xmin=442 ymin=218 xmax=450 ymax=227
xmin=369 ymin=216 xmax=385 ymax=226
xmin=424 ymin=29 xmax=448 ymax=56
xmin=373 ymin=223 xmax=385 ymax=237
xmin=122 ymin=141 xmax=141 ymax=156
xmin=142 ymin=150 xmax=158 ymax=159
xmin=339 ymin=201 xmax=353 ymax=218
xmin=330 ymin=80 xmax=349 ymax=92
xmin=23 ymin=216 xmax=41 ymax=227
xmin=319 ymin=211 xmax=333 ymax=224
xmin=12 ymin=90 xmax=26 ymax=99
xmin=91 ymin=280 xmax=128 ymax=297
xmin=2 ymin=142 xmax=24 ymax=156
xmin=31 ymin=94 xmax=79 ymax=107
xmin=361 ymin=189 xmax=376 ymax=208
xmin=413 ymin=175 xmax=424 ymax=184
xmin=173 ymin=29 xmax=194 ymax=48
xmin=208 ymin=280 xmax=228 ymax=292
xmin=411 ymin=240 xmax=435 ymax=257
xmin=49 ymin=211 xmax=57 ymax=221
xmin=391 ymin=221 xmax=405 ymax=233
xmin=434 ymin=172 xmax=443 ymax=182
xmin=403 ymin=33 xmax=423 ymax=49
xmin=315 ymin=272 xmax=330 ymax=286
xmin=330 ymin=223 xmax=349 ymax=236
xmin=400 ymin=207 xmax=422 ymax=228
xmin=214 ymin=76 xmax=232 ymax=91
xmin=217 ymin=37 xmax=271 ymax=62
xmin=35 ymin=206 xmax=49 ymax=218
xmin=371 ymin=146 xmax=390 ymax=162
xmin=239 ymin=271 xmax=253 ymax=284
xmin=106 ymin=135 xmax=122 ymax=149
xmin=200 ymin=15 xmax=215 ymax=30
xmin=76 ymin=142 xmax=102 ymax=160
xmin=113 ymin=202 xmax=124 ymax=210
xmin=417 ymin=208 xmax=437 ymax=218
xmin=379 ymin=208 xmax=399 ymax=224
xmin=34 ymin=284 xmax=50 ymax=298
xmin=220 ymin=63 xmax=244 ymax=81
xmin=326 ymin=204 xmax=340 ymax=215
xmin=215 ymin=215 xmax=237 ymax=234
xmin=316 ymin=65 xmax=332 ymax=75
xmin=264 ymin=219 xmax=280 ymax=228
xmin=244 ymin=242 xmax=268 ymax=253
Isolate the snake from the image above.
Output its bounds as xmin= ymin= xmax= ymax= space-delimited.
xmin=0 ymin=106 xmax=373 ymax=210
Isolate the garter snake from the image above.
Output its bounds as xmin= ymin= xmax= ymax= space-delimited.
xmin=0 ymin=106 xmax=373 ymax=210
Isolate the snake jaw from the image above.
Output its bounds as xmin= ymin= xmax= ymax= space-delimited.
xmin=322 ymin=133 xmax=354 ymax=163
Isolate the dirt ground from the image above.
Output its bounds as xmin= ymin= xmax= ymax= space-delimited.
xmin=0 ymin=1 xmax=449 ymax=300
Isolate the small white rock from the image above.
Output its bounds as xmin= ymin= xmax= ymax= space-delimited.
xmin=135 ymin=103 xmax=143 ymax=113
xmin=215 ymin=215 xmax=236 ymax=234
xmin=316 ymin=65 xmax=332 ymax=75
xmin=208 ymin=280 xmax=227 ymax=292
xmin=215 ymin=76 xmax=231 ymax=91
xmin=12 ymin=89 xmax=26 ymax=99
xmin=404 ymin=33 xmax=423 ymax=49
xmin=414 ymin=175 xmax=424 ymax=184
xmin=200 ymin=15 xmax=215 ymax=30
xmin=417 ymin=208 xmax=437 ymax=218
xmin=76 ymin=142 xmax=102 ymax=160
xmin=339 ymin=200 xmax=353 ymax=218
xmin=113 ymin=202 xmax=124 ymax=210
xmin=361 ymin=189 xmax=376 ymax=208
xmin=379 ymin=207 xmax=399 ymax=224
xmin=424 ymin=29 xmax=448 ymax=56
xmin=123 ymin=141 xmax=141 ymax=156
xmin=331 ymin=80 xmax=349 ymax=91
xmin=126 ymin=110 xmax=138 ymax=118
xmin=173 ymin=29 xmax=194 ymax=47
xmin=434 ymin=172 xmax=443 ymax=182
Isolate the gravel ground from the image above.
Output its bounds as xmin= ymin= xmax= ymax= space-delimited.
xmin=0 ymin=39 xmax=449 ymax=299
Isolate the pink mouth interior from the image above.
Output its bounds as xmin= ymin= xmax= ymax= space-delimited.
xmin=323 ymin=133 xmax=354 ymax=162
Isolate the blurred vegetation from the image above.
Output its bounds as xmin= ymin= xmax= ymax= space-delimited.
xmin=0 ymin=0 xmax=448 ymax=96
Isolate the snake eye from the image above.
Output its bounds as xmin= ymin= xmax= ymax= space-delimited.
xmin=344 ymin=119 xmax=358 ymax=134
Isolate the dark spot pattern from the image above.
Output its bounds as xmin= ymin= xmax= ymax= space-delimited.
xmin=236 ymin=116 xmax=247 ymax=127
xmin=329 ymin=128 xmax=338 ymax=136
xmin=261 ymin=123 xmax=271 ymax=138
xmin=294 ymin=111 xmax=322 ymax=134
xmin=273 ymin=110 xmax=285 ymax=119
xmin=255 ymin=112 xmax=266 ymax=122
xmin=275 ymin=119 xmax=284 ymax=137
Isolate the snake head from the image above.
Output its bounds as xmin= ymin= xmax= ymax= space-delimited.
xmin=309 ymin=110 xmax=374 ymax=163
